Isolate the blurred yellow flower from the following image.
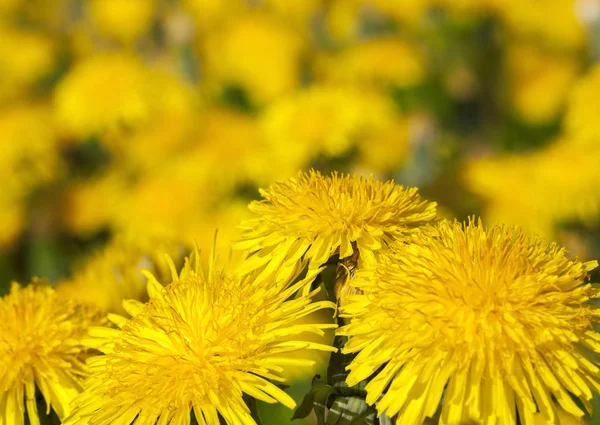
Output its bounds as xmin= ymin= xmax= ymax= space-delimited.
xmin=57 ymin=235 xmax=182 ymax=315
xmin=465 ymin=138 xmax=600 ymax=237
xmin=64 ymin=251 xmax=336 ymax=425
xmin=0 ymin=102 xmax=59 ymax=196
xmin=368 ymin=0 xmax=434 ymax=25
xmin=236 ymin=171 xmax=437 ymax=284
xmin=0 ymin=102 xmax=60 ymax=246
xmin=202 ymin=11 xmax=306 ymax=104
xmin=0 ymin=26 xmax=55 ymax=102
xmin=339 ymin=219 xmax=600 ymax=425
xmin=264 ymin=0 xmax=323 ymax=29
xmin=355 ymin=116 xmax=412 ymax=173
xmin=105 ymin=72 xmax=197 ymax=168
xmin=182 ymin=0 xmax=245 ymax=34
xmin=565 ymin=63 xmax=600 ymax=144
xmin=506 ymin=42 xmax=579 ymax=124
xmin=0 ymin=281 xmax=104 ymax=425
xmin=62 ymin=171 xmax=126 ymax=235
xmin=498 ymin=0 xmax=586 ymax=49
xmin=183 ymin=200 xmax=250 ymax=268
xmin=0 ymin=202 xmax=24 ymax=247
xmin=88 ymin=0 xmax=155 ymax=44
xmin=54 ymin=52 xmax=151 ymax=139
xmin=191 ymin=107 xmax=269 ymax=185
xmin=316 ymin=36 xmax=426 ymax=88
xmin=0 ymin=0 xmax=20 ymax=15
xmin=261 ymin=84 xmax=397 ymax=160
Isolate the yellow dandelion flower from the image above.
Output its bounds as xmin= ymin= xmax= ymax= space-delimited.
xmin=182 ymin=0 xmax=246 ymax=34
xmin=64 ymin=251 xmax=337 ymax=425
xmin=0 ymin=0 xmax=20 ymax=16
xmin=0 ymin=201 xmax=24 ymax=247
xmin=0 ymin=280 xmax=104 ymax=425
xmin=355 ymin=116 xmax=412 ymax=173
xmin=464 ymin=138 xmax=600 ymax=238
xmin=54 ymin=52 xmax=151 ymax=139
xmin=191 ymin=107 xmax=269 ymax=185
xmin=57 ymin=234 xmax=182 ymax=315
xmin=565 ymin=64 xmax=600 ymax=144
xmin=315 ymin=37 xmax=426 ymax=88
xmin=368 ymin=0 xmax=434 ymax=26
xmin=0 ymin=25 xmax=55 ymax=102
xmin=0 ymin=102 xmax=60 ymax=196
xmin=202 ymin=11 xmax=305 ymax=104
xmin=88 ymin=0 xmax=155 ymax=44
xmin=260 ymin=84 xmax=398 ymax=159
xmin=498 ymin=0 xmax=585 ymax=49
xmin=235 ymin=171 xmax=437 ymax=284
xmin=338 ymin=219 xmax=600 ymax=425
xmin=62 ymin=170 xmax=126 ymax=235
xmin=506 ymin=42 xmax=579 ymax=124
xmin=263 ymin=0 xmax=323 ymax=29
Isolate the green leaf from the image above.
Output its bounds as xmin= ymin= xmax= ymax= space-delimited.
xmin=292 ymin=375 xmax=336 ymax=424
xmin=292 ymin=390 xmax=316 ymax=421
xmin=326 ymin=396 xmax=375 ymax=425
xmin=327 ymin=336 xmax=367 ymax=398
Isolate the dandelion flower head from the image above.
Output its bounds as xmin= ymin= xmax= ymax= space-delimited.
xmin=88 ymin=0 xmax=155 ymax=44
xmin=65 ymin=250 xmax=337 ymax=425
xmin=202 ymin=11 xmax=305 ymax=104
xmin=56 ymin=234 xmax=182 ymax=315
xmin=464 ymin=137 xmax=600 ymax=238
xmin=236 ymin=171 xmax=437 ymax=284
xmin=0 ymin=280 xmax=104 ymax=425
xmin=565 ymin=63 xmax=600 ymax=144
xmin=338 ymin=218 xmax=600 ymax=425
xmin=315 ymin=37 xmax=426 ymax=88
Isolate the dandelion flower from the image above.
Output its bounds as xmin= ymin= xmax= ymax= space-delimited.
xmin=88 ymin=0 xmax=155 ymax=44
xmin=338 ymin=219 xmax=600 ymax=425
xmin=464 ymin=137 xmax=600 ymax=238
xmin=235 ymin=171 xmax=437 ymax=284
xmin=0 ymin=281 xmax=104 ymax=425
xmin=260 ymin=84 xmax=397 ymax=158
xmin=56 ymin=234 xmax=182 ymax=315
xmin=498 ymin=0 xmax=585 ymax=49
xmin=315 ymin=37 xmax=426 ymax=88
xmin=202 ymin=11 xmax=305 ymax=104
xmin=505 ymin=42 xmax=578 ymax=124
xmin=565 ymin=64 xmax=600 ymax=144
xmin=64 ymin=252 xmax=337 ymax=425
xmin=0 ymin=25 xmax=55 ymax=102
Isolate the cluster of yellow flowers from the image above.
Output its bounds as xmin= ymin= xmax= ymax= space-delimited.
xmin=2 ymin=0 xmax=600 ymax=424
xmin=2 ymin=171 xmax=600 ymax=425
xmin=0 ymin=0 xmax=599 ymax=268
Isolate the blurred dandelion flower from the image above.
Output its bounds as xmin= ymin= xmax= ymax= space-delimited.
xmin=261 ymin=84 xmax=397 ymax=159
xmin=202 ymin=11 xmax=305 ymax=104
xmin=464 ymin=137 xmax=600 ymax=238
xmin=565 ymin=63 xmax=600 ymax=144
xmin=64 ymin=251 xmax=337 ymax=425
xmin=339 ymin=219 xmax=600 ymax=425
xmin=315 ymin=37 xmax=426 ymax=88
xmin=235 ymin=171 xmax=437 ymax=284
xmin=56 ymin=235 xmax=182 ymax=315
xmin=0 ymin=281 xmax=104 ymax=425
xmin=505 ymin=42 xmax=579 ymax=124
xmin=498 ymin=0 xmax=586 ymax=49
xmin=0 ymin=25 xmax=55 ymax=102
xmin=88 ymin=0 xmax=155 ymax=44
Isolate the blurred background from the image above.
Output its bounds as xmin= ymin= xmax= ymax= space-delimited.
xmin=2 ymin=0 xmax=600 ymax=423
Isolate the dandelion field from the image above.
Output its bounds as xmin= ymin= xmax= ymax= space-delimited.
xmin=2 ymin=1 xmax=600 ymax=425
